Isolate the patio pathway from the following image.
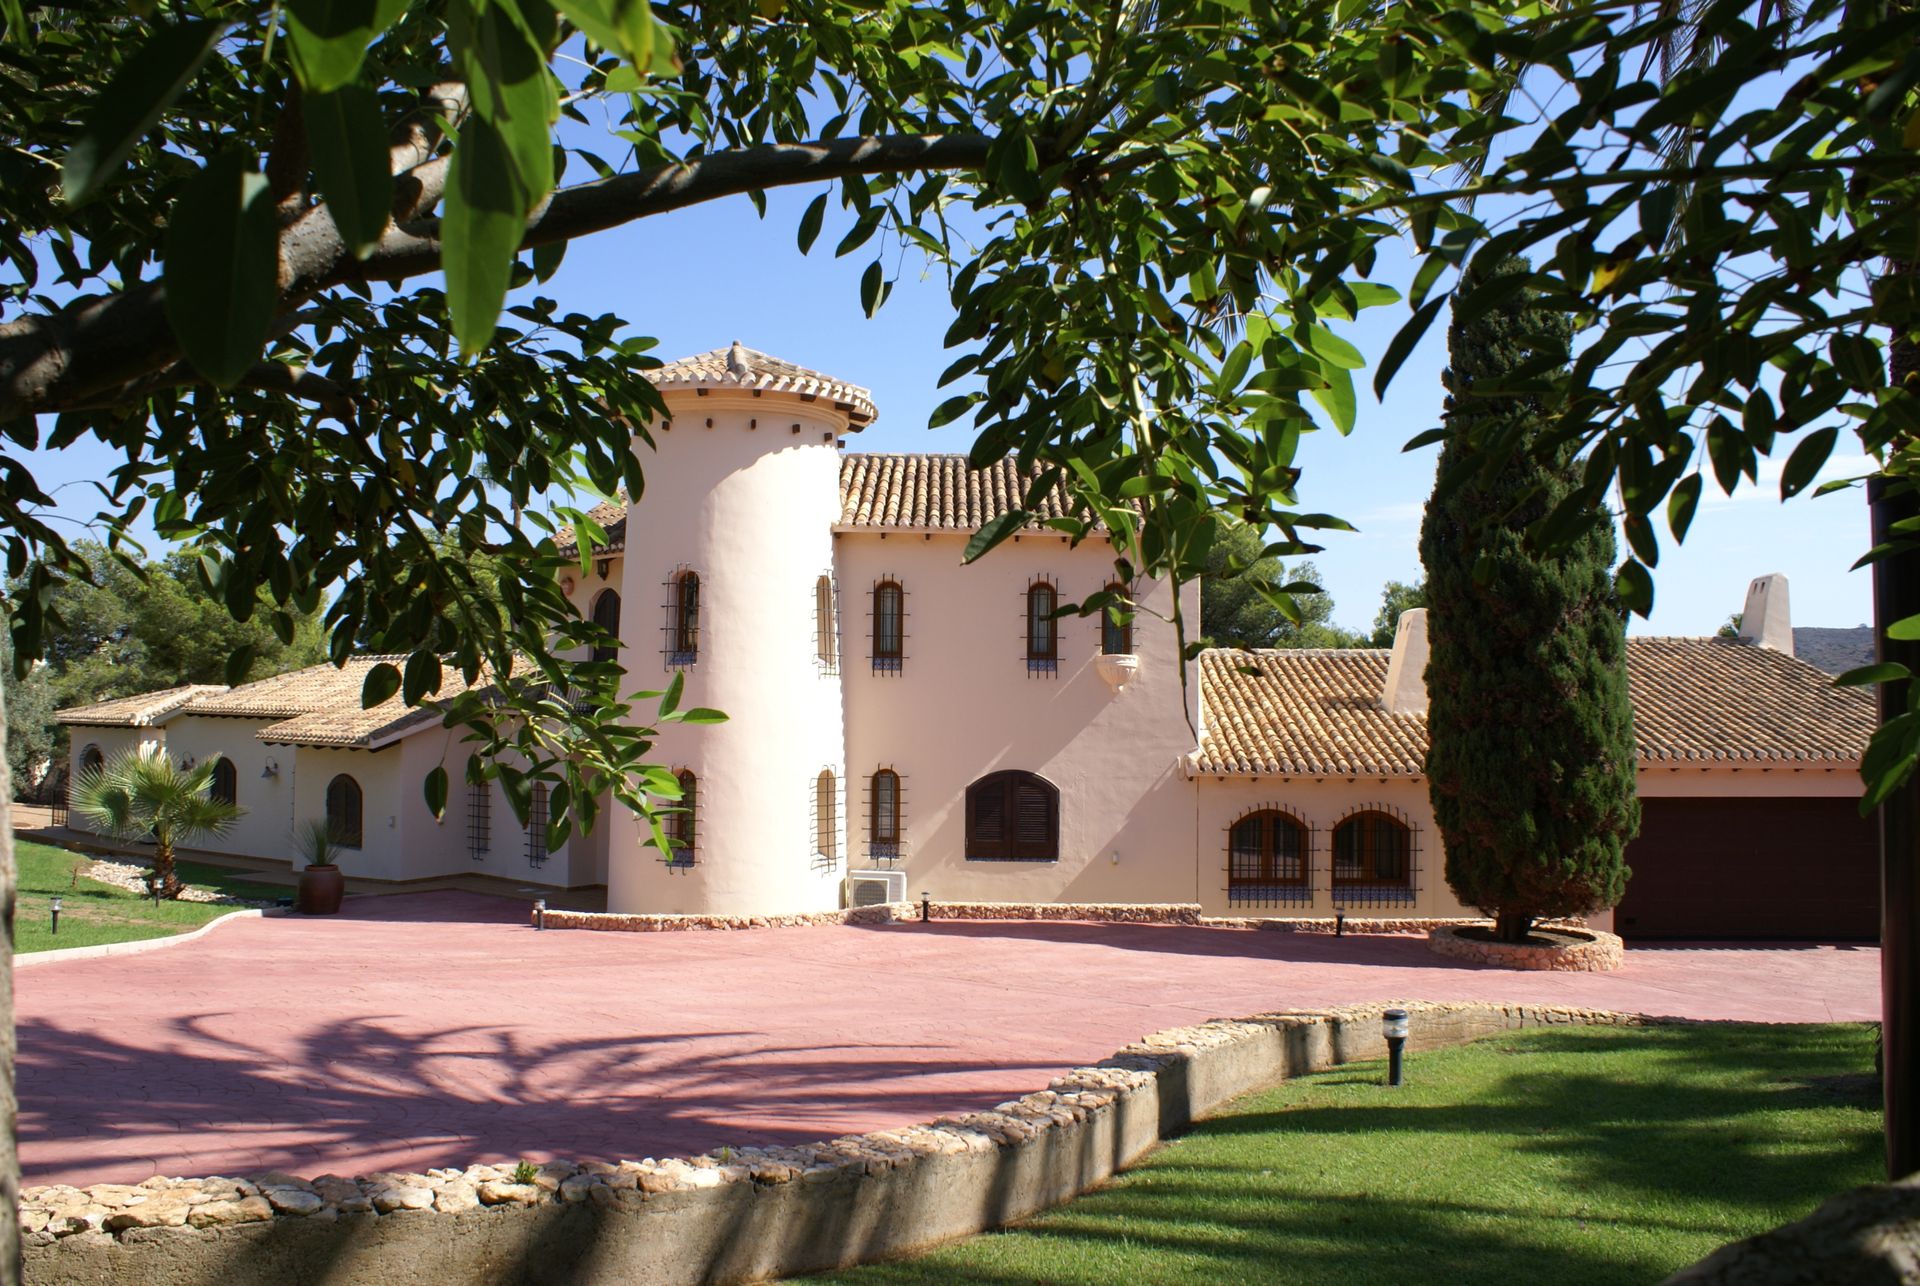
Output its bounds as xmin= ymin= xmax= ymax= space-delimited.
xmin=18 ymin=892 xmax=1878 ymax=1189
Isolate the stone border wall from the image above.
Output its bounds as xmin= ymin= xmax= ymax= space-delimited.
xmin=537 ymin=901 xmax=1525 ymax=936
xmin=24 ymin=1001 xmax=1644 ymax=1286
xmin=1427 ymin=925 xmax=1626 ymax=973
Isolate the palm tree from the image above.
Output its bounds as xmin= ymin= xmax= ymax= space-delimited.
xmin=70 ymin=749 xmax=243 ymax=899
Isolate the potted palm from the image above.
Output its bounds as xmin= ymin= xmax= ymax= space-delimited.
xmin=70 ymin=749 xmax=242 ymax=898
xmin=291 ymin=819 xmax=347 ymax=915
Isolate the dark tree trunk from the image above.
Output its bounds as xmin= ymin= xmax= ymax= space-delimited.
xmin=0 ymin=685 xmax=22 ymax=1283
xmin=154 ymin=842 xmax=182 ymax=900
xmin=1873 ymin=473 xmax=1920 ymax=1181
xmin=1494 ymin=911 xmax=1534 ymax=943
xmin=1878 ymin=255 xmax=1920 ymax=1181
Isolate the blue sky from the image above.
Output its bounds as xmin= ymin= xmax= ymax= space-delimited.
xmin=17 ymin=179 xmax=1874 ymax=640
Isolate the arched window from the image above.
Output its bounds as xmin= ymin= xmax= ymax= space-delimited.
xmin=1229 ymin=809 xmax=1308 ymax=905
xmin=467 ymin=782 xmax=491 ymax=861
xmin=668 ymin=570 xmax=700 ymax=666
xmin=526 ymin=783 xmax=550 ymax=867
xmin=1101 ymin=582 xmax=1134 ymax=655
xmin=873 ymin=580 xmax=904 ymax=674
xmin=1332 ymin=810 xmax=1411 ymax=889
xmin=590 ymin=589 xmax=622 ymax=664
xmin=870 ymin=768 xmax=901 ymax=858
xmin=662 ymin=769 xmax=696 ymax=867
xmin=815 ymin=770 xmax=838 ymax=860
xmin=209 ymin=756 xmax=238 ymax=808
xmin=1027 ymin=582 xmax=1058 ymax=670
xmin=326 ymin=775 xmax=363 ymax=849
xmin=815 ymin=575 xmax=838 ymax=670
xmin=79 ymin=744 xmax=103 ymax=776
xmin=966 ymin=771 xmax=1058 ymax=862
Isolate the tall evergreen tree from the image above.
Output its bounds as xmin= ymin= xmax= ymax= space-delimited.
xmin=1419 ymin=257 xmax=1641 ymax=944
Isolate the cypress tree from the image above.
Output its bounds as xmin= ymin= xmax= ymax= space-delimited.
xmin=1418 ymin=257 xmax=1640 ymax=944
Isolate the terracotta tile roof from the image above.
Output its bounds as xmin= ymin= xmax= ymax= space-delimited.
xmin=159 ymin=657 xmax=481 ymax=749
xmin=184 ymin=658 xmax=409 ymax=721
xmin=552 ymin=498 xmax=628 ymax=556
xmin=1195 ymin=638 xmax=1875 ymax=776
xmin=648 ymin=342 xmax=877 ymax=426
xmin=1197 ymin=650 xmax=1427 ymax=776
xmin=1624 ymin=637 xmax=1873 ymax=764
xmin=257 ymin=700 xmax=455 ymax=750
xmin=837 ymin=454 xmax=1092 ymax=530
xmin=57 ymin=685 xmax=227 ymax=728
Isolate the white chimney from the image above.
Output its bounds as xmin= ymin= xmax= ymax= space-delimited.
xmin=1735 ymin=573 xmax=1792 ymax=655
xmin=1381 ymin=608 xmax=1430 ymax=716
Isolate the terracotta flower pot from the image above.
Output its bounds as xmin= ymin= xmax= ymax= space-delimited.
xmin=297 ymin=864 xmax=345 ymax=915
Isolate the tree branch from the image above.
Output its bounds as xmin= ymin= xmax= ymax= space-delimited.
xmin=0 ymin=132 xmax=995 ymax=420
xmin=57 ymin=360 xmax=358 ymax=418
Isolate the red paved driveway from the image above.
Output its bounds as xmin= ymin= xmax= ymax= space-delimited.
xmin=19 ymin=893 xmax=1878 ymax=1189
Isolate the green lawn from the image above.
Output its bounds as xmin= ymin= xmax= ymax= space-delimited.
xmin=811 ymin=1023 xmax=1881 ymax=1286
xmin=13 ymin=839 xmax=288 ymax=953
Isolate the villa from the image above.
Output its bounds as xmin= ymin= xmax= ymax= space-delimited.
xmin=57 ymin=345 xmax=1879 ymax=940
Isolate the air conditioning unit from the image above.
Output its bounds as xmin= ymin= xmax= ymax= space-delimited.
xmin=848 ymin=869 xmax=907 ymax=908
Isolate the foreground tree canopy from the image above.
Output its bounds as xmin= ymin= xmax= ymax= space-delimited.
xmin=2 ymin=0 xmax=1915 ymax=837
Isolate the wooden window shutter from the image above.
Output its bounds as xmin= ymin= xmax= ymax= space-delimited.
xmin=1012 ymin=778 xmax=1053 ymax=859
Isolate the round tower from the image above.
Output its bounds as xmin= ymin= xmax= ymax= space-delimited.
xmin=605 ymin=342 xmax=873 ymax=916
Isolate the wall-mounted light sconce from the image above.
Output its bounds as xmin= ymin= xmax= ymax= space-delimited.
xmin=261 ymin=760 xmax=279 ymax=779
xmin=560 ymin=574 xmax=576 ymax=596
xmin=179 ymin=755 xmax=196 ymax=770
xmin=596 ymin=558 xmax=612 ymax=581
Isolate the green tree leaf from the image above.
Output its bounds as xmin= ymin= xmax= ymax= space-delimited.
xmin=554 ymin=0 xmax=656 ymax=67
xmin=964 ymin=510 xmax=1030 ymax=564
xmin=424 ymin=764 xmax=449 ymax=819
xmin=162 ymin=152 xmax=281 ymax=388
xmin=1779 ymin=426 xmax=1838 ymax=500
xmin=304 ymin=84 xmax=393 ymax=259
xmin=1310 ymin=366 xmax=1357 ymax=435
xmin=443 ymin=0 xmax=558 ymax=356
xmin=361 ymin=661 xmax=402 ymax=708
xmin=286 ymin=0 xmax=409 ymax=94
xmin=797 ymin=192 xmax=827 ymax=254
xmin=63 ymin=19 xmax=226 ymax=204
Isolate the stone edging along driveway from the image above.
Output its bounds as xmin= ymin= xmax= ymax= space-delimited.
xmin=23 ymin=1000 xmax=1652 ymax=1286
xmin=16 ymin=908 xmax=273 ymax=970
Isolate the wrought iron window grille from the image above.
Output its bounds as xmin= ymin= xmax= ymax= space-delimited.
xmin=661 ymin=565 xmax=701 ymax=670
xmin=1025 ymin=576 xmax=1060 ymax=678
xmin=870 ymin=576 xmax=907 ymax=676
xmin=526 ymin=784 xmax=550 ymax=868
xmin=815 ymin=572 xmax=841 ymax=676
xmin=467 ymin=781 xmax=491 ymax=863
xmin=810 ymin=767 xmax=840 ymax=871
xmin=863 ymin=766 xmax=907 ymax=865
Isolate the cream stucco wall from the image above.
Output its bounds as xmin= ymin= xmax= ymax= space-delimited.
xmin=837 ymin=531 xmax=1202 ymax=905
xmin=163 ymin=718 xmax=296 ymax=862
xmin=290 ymin=746 xmax=407 ymax=879
xmin=604 ymin=392 xmax=850 ymax=916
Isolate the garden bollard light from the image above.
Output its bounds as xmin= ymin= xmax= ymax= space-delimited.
xmin=50 ymin=895 xmax=61 ymax=936
xmin=1336 ymin=911 xmax=1346 ymax=938
xmin=1383 ymin=1008 xmax=1410 ymax=1087
xmin=534 ymin=898 xmax=546 ymax=930
xmin=921 ymin=891 xmax=930 ymax=923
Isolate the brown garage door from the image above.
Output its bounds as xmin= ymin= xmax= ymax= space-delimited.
xmin=1615 ymin=797 xmax=1878 ymax=941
